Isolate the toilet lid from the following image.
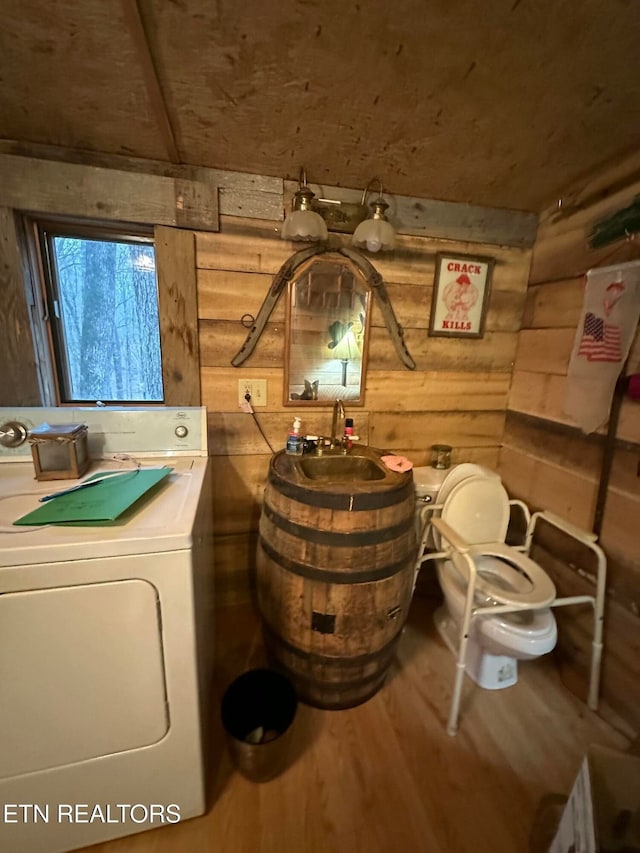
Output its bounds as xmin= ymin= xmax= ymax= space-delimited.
xmin=435 ymin=463 xmax=500 ymax=509
xmin=436 ymin=476 xmax=510 ymax=548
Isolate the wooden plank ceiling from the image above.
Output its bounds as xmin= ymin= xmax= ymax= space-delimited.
xmin=1 ymin=0 xmax=639 ymax=213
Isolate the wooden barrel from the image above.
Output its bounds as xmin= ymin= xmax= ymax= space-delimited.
xmin=256 ymin=448 xmax=416 ymax=710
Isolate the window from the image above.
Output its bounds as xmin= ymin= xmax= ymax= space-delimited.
xmin=30 ymin=220 xmax=164 ymax=404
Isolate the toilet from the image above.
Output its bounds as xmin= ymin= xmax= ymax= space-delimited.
xmin=413 ymin=465 xmax=448 ymax=543
xmin=414 ymin=465 xmax=558 ymax=690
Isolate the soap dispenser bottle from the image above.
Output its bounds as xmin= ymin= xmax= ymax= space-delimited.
xmin=286 ymin=417 xmax=303 ymax=456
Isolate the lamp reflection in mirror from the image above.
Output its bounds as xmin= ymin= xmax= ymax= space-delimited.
xmin=328 ymin=319 xmax=361 ymax=387
xmin=352 ymin=179 xmax=396 ymax=253
xmin=282 ymin=168 xmax=329 ymax=242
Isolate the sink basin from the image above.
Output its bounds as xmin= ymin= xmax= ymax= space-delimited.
xmin=298 ymin=454 xmax=386 ymax=482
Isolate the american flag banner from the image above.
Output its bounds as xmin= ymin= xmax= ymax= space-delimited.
xmin=577 ymin=312 xmax=622 ymax=362
xmin=565 ymin=260 xmax=640 ymax=433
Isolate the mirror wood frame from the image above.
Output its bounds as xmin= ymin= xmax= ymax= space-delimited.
xmin=283 ymin=253 xmax=372 ymax=407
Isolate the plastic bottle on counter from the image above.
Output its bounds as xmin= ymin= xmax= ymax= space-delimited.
xmin=286 ymin=417 xmax=303 ymax=455
xmin=344 ymin=418 xmax=354 ymax=450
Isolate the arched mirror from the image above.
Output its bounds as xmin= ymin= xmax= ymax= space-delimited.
xmin=285 ymin=254 xmax=371 ymax=406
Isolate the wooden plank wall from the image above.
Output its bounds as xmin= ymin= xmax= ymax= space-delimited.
xmin=498 ymin=154 xmax=640 ymax=737
xmin=0 ymin=208 xmax=41 ymax=405
xmin=201 ymin=216 xmax=532 ymax=605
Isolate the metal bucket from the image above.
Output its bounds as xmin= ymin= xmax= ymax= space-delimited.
xmin=221 ymin=669 xmax=297 ymax=783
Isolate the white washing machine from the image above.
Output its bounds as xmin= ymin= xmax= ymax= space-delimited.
xmin=0 ymin=407 xmax=214 ymax=852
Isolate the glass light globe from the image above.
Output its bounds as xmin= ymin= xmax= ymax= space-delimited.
xmin=281 ymin=209 xmax=328 ymax=242
xmin=352 ymin=217 xmax=396 ymax=253
xmin=281 ymin=178 xmax=329 ymax=242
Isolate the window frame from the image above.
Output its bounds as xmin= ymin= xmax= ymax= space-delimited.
xmin=24 ymin=215 xmax=165 ymax=407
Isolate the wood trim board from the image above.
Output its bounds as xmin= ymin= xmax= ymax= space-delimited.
xmin=155 ymin=226 xmax=201 ymax=405
xmin=0 ymin=154 xmax=219 ymax=232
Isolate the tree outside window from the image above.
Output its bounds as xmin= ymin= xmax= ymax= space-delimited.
xmin=37 ymin=224 xmax=163 ymax=404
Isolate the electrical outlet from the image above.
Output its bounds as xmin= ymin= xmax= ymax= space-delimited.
xmin=238 ymin=379 xmax=267 ymax=407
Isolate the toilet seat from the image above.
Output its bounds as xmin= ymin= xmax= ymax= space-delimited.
xmin=440 ymin=552 xmax=557 ymax=612
xmin=431 ymin=473 xmax=556 ymax=608
xmin=452 ymin=549 xmax=557 ymax=609
xmin=440 ymin=558 xmax=556 ymax=635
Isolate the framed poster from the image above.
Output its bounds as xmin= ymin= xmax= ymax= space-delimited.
xmin=429 ymin=253 xmax=495 ymax=338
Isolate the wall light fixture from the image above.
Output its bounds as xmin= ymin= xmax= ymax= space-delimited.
xmin=281 ymin=168 xmax=329 ymax=242
xmin=283 ymin=170 xmax=397 ymax=252
xmin=352 ymin=179 xmax=396 ymax=253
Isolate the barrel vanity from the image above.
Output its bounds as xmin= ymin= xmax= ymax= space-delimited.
xmin=256 ymin=445 xmax=416 ymax=709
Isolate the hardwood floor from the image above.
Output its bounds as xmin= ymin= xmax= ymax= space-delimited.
xmin=80 ymin=594 xmax=628 ymax=853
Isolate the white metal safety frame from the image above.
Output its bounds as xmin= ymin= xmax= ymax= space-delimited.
xmin=416 ymin=501 xmax=607 ymax=737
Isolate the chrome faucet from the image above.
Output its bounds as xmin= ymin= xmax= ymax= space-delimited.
xmin=331 ymin=399 xmax=346 ymax=449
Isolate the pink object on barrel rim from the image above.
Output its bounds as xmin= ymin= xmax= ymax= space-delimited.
xmin=381 ymin=455 xmax=413 ymax=473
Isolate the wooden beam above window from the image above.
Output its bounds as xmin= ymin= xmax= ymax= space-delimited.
xmin=0 ymin=154 xmax=219 ymax=232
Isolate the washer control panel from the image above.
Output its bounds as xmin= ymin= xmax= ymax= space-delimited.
xmin=0 ymin=407 xmax=208 ymax=460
